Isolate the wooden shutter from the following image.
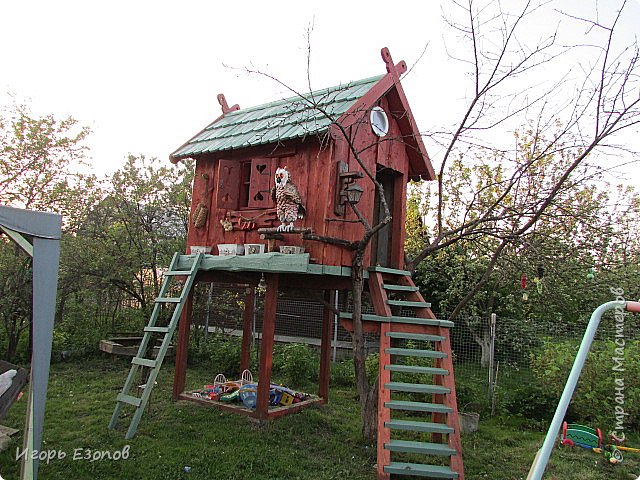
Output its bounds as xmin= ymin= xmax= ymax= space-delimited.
xmin=216 ymin=159 xmax=240 ymax=210
xmin=247 ymin=158 xmax=273 ymax=209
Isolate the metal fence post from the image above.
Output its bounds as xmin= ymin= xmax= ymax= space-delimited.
xmin=489 ymin=313 xmax=497 ymax=415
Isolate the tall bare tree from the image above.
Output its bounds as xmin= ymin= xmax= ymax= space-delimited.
xmin=238 ymin=0 xmax=639 ymax=439
xmin=407 ymin=0 xmax=640 ymax=320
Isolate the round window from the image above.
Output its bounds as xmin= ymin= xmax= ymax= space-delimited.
xmin=370 ymin=106 xmax=389 ymax=137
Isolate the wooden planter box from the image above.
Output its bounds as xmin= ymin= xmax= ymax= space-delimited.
xmin=99 ymin=337 xmax=174 ymax=359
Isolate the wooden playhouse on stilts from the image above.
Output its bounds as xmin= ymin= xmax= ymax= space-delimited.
xmin=109 ymin=48 xmax=464 ymax=479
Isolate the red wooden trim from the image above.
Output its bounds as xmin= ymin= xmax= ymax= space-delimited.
xmin=339 ymin=318 xmax=380 ymax=334
xmin=178 ymin=393 xmax=255 ymax=417
xmin=172 ymin=288 xmax=194 ymax=400
xmin=217 ymin=93 xmax=240 ymax=115
xmin=264 ymin=397 xmax=324 ymax=420
xmin=377 ymin=321 xmax=392 ymax=480
xmin=334 ymin=75 xmax=395 ymax=132
xmin=331 ymin=57 xmax=435 ymax=181
xmin=178 ymin=392 xmax=322 ymax=419
xmin=256 ymin=273 xmax=279 ymax=420
xmin=390 ymin=173 xmax=407 ymax=269
xmin=369 ymin=273 xmax=393 ymax=317
xmin=240 ymin=287 xmax=256 ymax=372
xmin=627 ymin=301 xmax=640 ymax=313
xmin=397 ymin=276 xmax=438 ymax=319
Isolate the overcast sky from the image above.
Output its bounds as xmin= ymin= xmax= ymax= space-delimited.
xmin=1 ymin=0 xmax=638 ymax=188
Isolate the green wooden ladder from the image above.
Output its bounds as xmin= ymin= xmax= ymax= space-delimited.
xmin=108 ymin=252 xmax=203 ymax=439
xmin=340 ymin=266 xmax=464 ymax=479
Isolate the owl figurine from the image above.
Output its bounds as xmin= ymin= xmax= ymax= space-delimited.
xmin=271 ymin=167 xmax=306 ymax=232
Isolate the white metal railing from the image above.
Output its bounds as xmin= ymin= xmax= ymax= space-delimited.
xmin=527 ymin=300 xmax=640 ymax=479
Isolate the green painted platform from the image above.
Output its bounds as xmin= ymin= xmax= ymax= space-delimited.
xmin=176 ymin=253 xmax=366 ymax=277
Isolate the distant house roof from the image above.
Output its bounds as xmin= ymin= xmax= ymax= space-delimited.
xmin=170 ymin=75 xmax=384 ymax=161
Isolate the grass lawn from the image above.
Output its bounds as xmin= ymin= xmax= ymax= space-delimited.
xmin=0 ymin=356 xmax=638 ymax=479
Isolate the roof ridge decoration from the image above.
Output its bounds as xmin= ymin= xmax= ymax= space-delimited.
xmin=217 ymin=93 xmax=240 ymax=115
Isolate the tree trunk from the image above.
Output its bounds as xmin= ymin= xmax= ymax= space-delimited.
xmin=6 ymin=330 xmax=19 ymax=363
xmin=351 ymin=250 xmax=378 ymax=441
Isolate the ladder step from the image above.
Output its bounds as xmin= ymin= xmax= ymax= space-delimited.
xmin=385 ymin=419 xmax=454 ymax=434
xmin=339 ymin=313 xmax=454 ymax=328
xmin=117 ymin=393 xmax=142 ymax=407
xmin=164 ymin=270 xmax=192 ymax=276
xmin=385 ymin=400 xmax=453 ymax=414
xmin=383 ymin=284 xmax=419 ymax=292
xmin=144 ymin=326 xmax=170 ymax=333
xmin=385 ymin=364 xmax=449 ymax=376
xmin=384 ymin=462 xmax=458 ymax=478
xmin=385 ymin=382 xmax=450 ymax=395
xmin=387 ymin=300 xmax=431 ymax=308
xmin=386 ymin=332 xmax=445 ymax=342
xmin=132 ymin=357 xmax=157 ymax=368
xmin=155 ymin=297 xmax=182 ymax=303
xmin=385 ymin=439 xmax=457 ymax=456
xmin=385 ymin=348 xmax=447 ymax=359
xmin=369 ymin=266 xmax=411 ymax=276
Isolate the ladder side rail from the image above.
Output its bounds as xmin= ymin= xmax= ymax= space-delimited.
xmin=124 ymin=254 xmax=203 ymax=439
xmin=109 ymin=256 xmax=182 ymax=430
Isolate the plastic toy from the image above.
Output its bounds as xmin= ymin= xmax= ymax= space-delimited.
xmin=239 ymin=384 xmax=257 ymax=409
xmin=561 ymin=422 xmax=625 ymax=464
xmin=561 ymin=422 xmax=603 ymax=449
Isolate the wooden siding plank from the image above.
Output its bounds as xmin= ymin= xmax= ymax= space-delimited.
xmin=325 ymin=137 xmax=349 ymax=267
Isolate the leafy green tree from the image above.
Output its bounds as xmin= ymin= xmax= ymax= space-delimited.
xmin=409 ymin=140 xmax=640 ymax=364
xmin=62 ymin=155 xmax=194 ymax=323
xmin=0 ymin=100 xmax=97 ymax=360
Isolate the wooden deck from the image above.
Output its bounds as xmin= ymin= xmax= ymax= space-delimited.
xmin=175 ymin=253 xmax=366 ymax=278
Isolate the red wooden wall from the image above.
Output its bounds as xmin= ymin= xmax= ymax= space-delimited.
xmin=186 ymin=96 xmax=412 ymax=269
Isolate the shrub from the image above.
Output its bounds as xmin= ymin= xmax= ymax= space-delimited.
xmin=331 ymin=359 xmax=355 ymax=387
xmin=530 ymin=339 xmax=640 ymax=430
xmin=274 ymin=343 xmax=319 ymax=386
xmin=192 ymin=334 xmax=244 ymax=377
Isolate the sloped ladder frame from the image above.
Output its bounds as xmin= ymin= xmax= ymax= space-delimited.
xmin=109 ymin=252 xmax=204 ymax=439
xmin=369 ymin=269 xmax=464 ymax=480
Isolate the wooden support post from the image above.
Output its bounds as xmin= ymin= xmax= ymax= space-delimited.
xmin=319 ymin=290 xmax=335 ymax=402
xmin=256 ymin=273 xmax=279 ymax=420
xmin=172 ymin=287 xmax=194 ymax=400
xmin=240 ymin=287 xmax=255 ymax=372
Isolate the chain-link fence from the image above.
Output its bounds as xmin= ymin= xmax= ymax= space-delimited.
xmin=190 ymin=283 xmax=640 ymax=414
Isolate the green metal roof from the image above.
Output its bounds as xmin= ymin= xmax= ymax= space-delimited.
xmin=171 ymin=74 xmax=384 ymax=159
